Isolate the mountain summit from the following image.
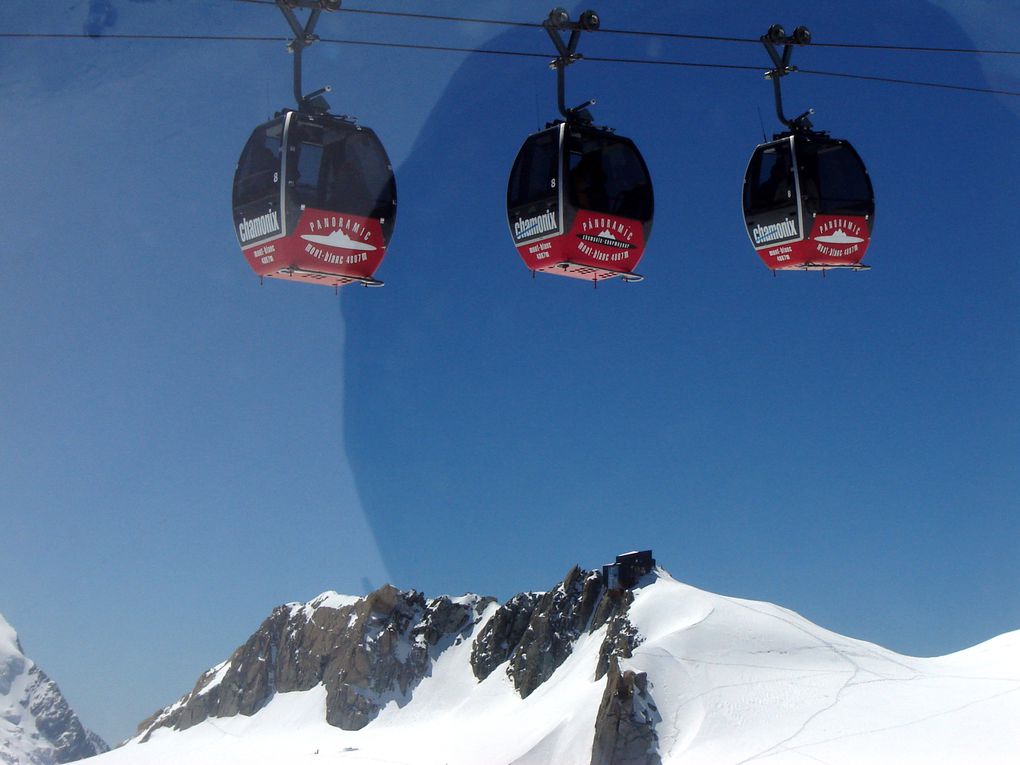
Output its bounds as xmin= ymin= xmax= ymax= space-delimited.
xmin=100 ymin=560 xmax=1018 ymax=764
xmin=0 ymin=612 xmax=108 ymax=765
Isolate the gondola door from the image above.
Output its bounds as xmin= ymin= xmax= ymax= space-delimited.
xmin=233 ymin=116 xmax=287 ymax=276
xmin=795 ymin=137 xmax=874 ymax=269
xmin=507 ymin=125 xmax=565 ymax=274
xmin=280 ymin=113 xmax=393 ymax=286
xmin=743 ymin=136 xmax=805 ymax=269
xmin=558 ymin=125 xmax=652 ymax=281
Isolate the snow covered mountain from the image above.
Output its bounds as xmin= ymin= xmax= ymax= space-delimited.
xmin=0 ymin=613 xmax=108 ymax=765
xmin=97 ymin=564 xmax=1018 ymax=765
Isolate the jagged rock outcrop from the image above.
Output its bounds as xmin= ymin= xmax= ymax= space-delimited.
xmin=0 ymin=613 xmax=108 ymax=765
xmin=138 ymin=587 xmax=493 ymax=739
xmin=469 ymin=592 xmax=542 ymax=683
xmin=22 ymin=667 xmax=108 ymax=763
xmin=468 ymin=565 xmax=655 ymax=764
xmin=590 ymin=659 xmax=662 ymax=765
xmin=506 ymin=566 xmax=605 ymax=698
xmin=471 ymin=565 xmax=637 ymax=698
xmin=594 ymin=592 xmax=642 ymax=681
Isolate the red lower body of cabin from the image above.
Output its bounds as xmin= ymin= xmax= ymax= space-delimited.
xmin=756 ymin=214 xmax=871 ymax=271
xmin=242 ymin=209 xmax=387 ymax=288
xmin=517 ymin=210 xmax=647 ymax=282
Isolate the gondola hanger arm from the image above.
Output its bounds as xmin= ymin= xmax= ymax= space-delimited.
xmin=275 ymin=0 xmax=341 ymax=110
xmin=761 ymin=24 xmax=814 ymax=132
xmin=542 ymin=7 xmax=601 ymax=122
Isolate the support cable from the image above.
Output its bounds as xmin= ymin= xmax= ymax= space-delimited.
xmin=1 ymin=31 xmax=1017 ymax=97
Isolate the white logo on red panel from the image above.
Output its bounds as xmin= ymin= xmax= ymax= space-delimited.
xmin=576 ymin=216 xmax=638 ymax=263
xmin=301 ymin=215 xmax=377 ymax=251
xmin=578 ymin=229 xmax=636 ymax=250
xmin=301 ymin=229 xmax=377 ymax=252
xmin=814 ymin=229 xmax=863 ymax=245
xmin=301 ymin=214 xmax=378 ymax=266
xmin=812 ymin=218 xmax=865 ymax=258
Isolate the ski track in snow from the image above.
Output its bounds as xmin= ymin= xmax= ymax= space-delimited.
xmin=727 ymin=596 xmax=893 ymax=764
xmin=723 ymin=597 xmax=1020 ymax=764
xmin=627 ymin=576 xmax=1020 ymax=765
xmin=766 ymin=684 xmax=1020 ymax=763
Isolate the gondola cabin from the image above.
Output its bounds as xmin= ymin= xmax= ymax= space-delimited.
xmin=507 ymin=122 xmax=653 ymax=282
xmin=742 ymin=133 xmax=874 ymax=271
xmin=232 ymin=110 xmax=396 ymax=288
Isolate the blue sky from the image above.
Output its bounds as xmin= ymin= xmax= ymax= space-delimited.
xmin=1 ymin=0 xmax=1017 ymax=745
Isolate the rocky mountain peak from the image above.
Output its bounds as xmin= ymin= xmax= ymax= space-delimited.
xmin=0 ymin=612 xmax=109 ymax=765
xmin=137 ymin=586 xmax=495 ymax=739
xmin=76 ymin=562 xmax=1020 ymax=765
xmin=136 ymin=565 xmax=659 ymax=764
xmin=470 ymin=564 xmax=640 ymax=698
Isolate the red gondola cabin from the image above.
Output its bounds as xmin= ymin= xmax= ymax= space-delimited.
xmin=507 ymin=122 xmax=654 ymax=283
xmin=232 ymin=110 xmax=397 ymax=288
xmin=743 ymin=132 xmax=874 ymax=271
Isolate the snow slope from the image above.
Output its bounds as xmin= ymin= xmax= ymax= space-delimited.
xmin=96 ymin=573 xmax=1019 ymax=765
xmin=625 ymin=575 xmax=1020 ymax=764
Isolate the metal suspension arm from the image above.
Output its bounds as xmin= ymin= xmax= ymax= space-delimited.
xmin=542 ymin=8 xmax=601 ymax=122
xmin=761 ymin=24 xmax=813 ymax=131
xmin=275 ymin=0 xmax=340 ymax=109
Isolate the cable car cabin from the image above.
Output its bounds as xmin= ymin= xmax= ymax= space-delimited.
xmin=742 ymin=133 xmax=874 ymax=271
xmin=507 ymin=122 xmax=653 ymax=283
xmin=232 ymin=110 xmax=396 ymax=288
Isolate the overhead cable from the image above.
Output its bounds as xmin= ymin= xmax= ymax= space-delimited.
xmin=329 ymin=4 xmax=1020 ymax=57
xmin=222 ymin=0 xmax=1020 ymax=56
xmin=2 ymin=31 xmax=1017 ymax=97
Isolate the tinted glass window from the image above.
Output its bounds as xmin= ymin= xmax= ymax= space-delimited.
xmin=322 ymin=132 xmax=396 ymax=221
xmin=287 ymin=118 xmax=397 ymax=238
xmin=291 ymin=124 xmax=325 ymax=207
xmin=568 ymin=147 xmax=607 ymax=213
xmin=508 ymin=129 xmax=559 ymax=210
xmin=566 ymin=132 xmax=652 ymax=222
xmin=233 ymin=120 xmax=282 ymax=208
xmin=813 ymin=143 xmax=873 ymax=215
xmin=745 ymin=141 xmax=794 ymax=215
